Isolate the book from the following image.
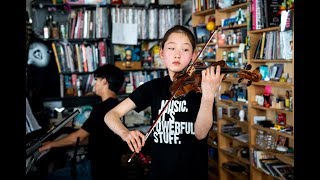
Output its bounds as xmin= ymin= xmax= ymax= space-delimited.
xmin=263 ymin=0 xmax=282 ymax=27
xmin=254 ymin=36 xmax=262 ymax=59
xmin=280 ymin=30 xmax=293 ymax=60
xmin=272 ymin=164 xmax=294 ymax=180
xmin=272 ymin=63 xmax=284 ymax=81
xmin=259 ymin=32 xmax=266 ymax=59
xmin=260 ymin=159 xmax=284 ymax=177
xmin=51 ymin=42 xmax=61 ymax=73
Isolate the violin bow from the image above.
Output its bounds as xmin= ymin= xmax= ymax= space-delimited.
xmin=128 ymin=95 xmax=175 ymax=162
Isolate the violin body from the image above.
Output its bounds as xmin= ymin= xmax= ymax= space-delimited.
xmin=170 ymin=60 xmax=262 ymax=98
xmin=170 ymin=70 xmax=202 ymax=98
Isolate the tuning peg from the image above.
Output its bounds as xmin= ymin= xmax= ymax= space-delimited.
xmin=245 ymin=64 xmax=252 ymax=70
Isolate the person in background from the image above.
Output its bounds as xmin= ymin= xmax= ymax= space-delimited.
xmin=39 ymin=64 xmax=126 ymax=179
xmin=104 ymin=25 xmax=223 ymax=180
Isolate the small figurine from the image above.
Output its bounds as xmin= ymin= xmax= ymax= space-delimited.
xmin=232 ymin=33 xmax=237 ymax=44
xmin=124 ymin=49 xmax=132 ymax=61
xmin=235 ymin=8 xmax=246 ymax=25
xmin=239 ymin=109 xmax=245 ymax=122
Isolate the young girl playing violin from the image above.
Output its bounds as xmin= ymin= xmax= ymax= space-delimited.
xmin=104 ymin=25 xmax=223 ymax=180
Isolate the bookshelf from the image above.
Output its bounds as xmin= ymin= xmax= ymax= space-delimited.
xmin=213 ymin=1 xmax=251 ymax=180
xmin=30 ymin=1 xmax=112 ymax=100
xmin=30 ymin=1 xmax=182 ymax=102
xmin=203 ymin=0 xmax=294 ymax=179
xmin=247 ymin=0 xmax=294 ymax=179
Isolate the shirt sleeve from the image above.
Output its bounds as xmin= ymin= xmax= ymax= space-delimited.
xmin=128 ymin=80 xmax=154 ymax=113
xmin=81 ymin=107 xmax=97 ymax=133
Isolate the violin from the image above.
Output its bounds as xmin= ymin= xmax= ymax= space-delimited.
xmin=169 ymin=60 xmax=262 ymax=98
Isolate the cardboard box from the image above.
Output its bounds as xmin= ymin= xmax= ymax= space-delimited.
xmin=115 ymin=61 xmax=141 ymax=70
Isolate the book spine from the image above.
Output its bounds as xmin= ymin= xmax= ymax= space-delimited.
xmin=251 ymin=0 xmax=256 ymax=30
xmin=51 ymin=42 xmax=61 ymax=73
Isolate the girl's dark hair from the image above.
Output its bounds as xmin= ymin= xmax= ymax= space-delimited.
xmin=160 ymin=25 xmax=196 ymax=51
xmin=94 ymin=64 xmax=124 ymax=93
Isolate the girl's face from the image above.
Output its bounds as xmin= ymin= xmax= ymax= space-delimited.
xmin=160 ymin=32 xmax=196 ymax=78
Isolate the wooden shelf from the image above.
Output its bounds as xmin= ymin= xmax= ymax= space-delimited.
xmin=250 ymin=59 xmax=293 ymax=63
xmin=220 ymin=148 xmax=250 ymax=165
xmin=249 ymin=26 xmax=281 ymax=33
xmin=221 ymin=115 xmax=249 ymax=126
xmin=220 ymin=132 xmax=249 ymax=146
xmin=193 ymin=8 xmax=215 ymax=16
xmin=216 ymin=3 xmax=249 ymax=13
xmin=251 ymin=166 xmax=283 ymax=179
xmin=252 ymin=81 xmax=294 ymax=88
xmin=250 ymin=104 xmax=293 ymax=114
xmin=220 ymin=23 xmax=247 ymax=30
xmin=252 ymin=145 xmax=294 ymax=166
xmin=218 ymin=99 xmax=247 ymax=106
xmin=251 ymin=124 xmax=294 ymax=140
xmin=221 ymin=166 xmax=249 ymax=179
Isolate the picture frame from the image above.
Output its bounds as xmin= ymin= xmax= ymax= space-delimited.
xmin=276 ymin=135 xmax=287 ymax=146
xmin=272 ymin=164 xmax=294 ymax=180
xmin=194 ymin=25 xmax=211 ymax=44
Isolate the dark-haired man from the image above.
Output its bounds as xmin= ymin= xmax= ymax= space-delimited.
xmin=39 ymin=64 xmax=126 ymax=179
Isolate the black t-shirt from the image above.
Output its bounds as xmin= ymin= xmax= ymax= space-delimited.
xmin=129 ymin=75 xmax=208 ymax=180
xmin=81 ymin=98 xmax=126 ymax=179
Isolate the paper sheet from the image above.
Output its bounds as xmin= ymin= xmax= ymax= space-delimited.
xmin=112 ymin=23 xmax=138 ymax=45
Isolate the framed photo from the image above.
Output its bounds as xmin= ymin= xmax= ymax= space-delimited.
xmin=277 ymin=135 xmax=287 ymax=146
xmin=194 ymin=25 xmax=211 ymax=43
xmin=272 ymin=164 xmax=294 ymax=180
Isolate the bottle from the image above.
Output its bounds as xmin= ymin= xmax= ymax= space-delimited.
xmin=60 ymin=24 xmax=66 ymax=39
xmin=43 ymin=23 xmax=49 ymax=39
xmin=223 ymin=51 xmax=227 ymax=61
xmin=76 ymin=78 xmax=82 ymax=97
xmin=51 ymin=21 xmax=59 ymax=39
xmin=43 ymin=15 xmax=51 ymax=39
xmin=285 ymin=90 xmax=290 ymax=108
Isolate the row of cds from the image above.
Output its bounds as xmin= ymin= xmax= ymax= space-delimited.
xmin=111 ymin=7 xmax=182 ymax=39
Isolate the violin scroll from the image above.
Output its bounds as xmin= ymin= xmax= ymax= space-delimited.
xmin=237 ymin=67 xmax=262 ymax=86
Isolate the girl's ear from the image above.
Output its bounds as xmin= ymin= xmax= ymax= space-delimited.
xmin=159 ymin=48 xmax=164 ymax=59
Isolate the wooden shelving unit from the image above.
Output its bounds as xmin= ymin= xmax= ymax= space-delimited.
xmin=246 ymin=1 xmax=294 ymax=179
